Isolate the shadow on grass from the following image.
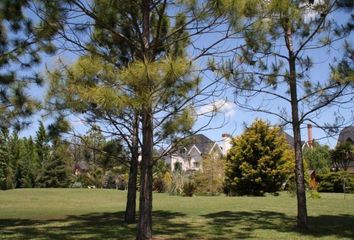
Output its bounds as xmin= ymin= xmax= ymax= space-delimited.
xmin=0 ymin=211 xmax=191 ymax=240
xmin=1 ymin=210 xmax=353 ymax=239
xmin=201 ymin=210 xmax=354 ymax=239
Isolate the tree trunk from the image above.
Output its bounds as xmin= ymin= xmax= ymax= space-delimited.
xmin=137 ymin=107 xmax=153 ymax=240
xmin=285 ymin=24 xmax=308 ymax=229
xmin=125 ymin=113 xmax=139 ymax=223
xmin=137 ymin=1 xmax=153 ymax=239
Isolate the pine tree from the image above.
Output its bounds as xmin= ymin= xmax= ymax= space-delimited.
xmin=0 ymin=128 xmax=12 ymax=189
xmin=22 ymin=136 xmax=37 ymax=187
xmin=37 ymin=120 xmax=71 ymax=188
xmin=35 ymin=121 xmax=50 ymax=186
xmin=45 ymin=2 xmax=200 ymax=235
xmin=37 ymin=143 xmax=71 ymax=188
xmin=0 ymin=1 xmax=62 ymax=129
xmin=214 ymin=0 xmax=352 ymax=228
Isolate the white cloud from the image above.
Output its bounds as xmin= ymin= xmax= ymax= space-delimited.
xmin=197 ymin=99 xmax=236 ymax=118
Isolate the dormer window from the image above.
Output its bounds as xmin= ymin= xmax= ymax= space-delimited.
xmin=179 ymin=147 xmax=187 ymax=155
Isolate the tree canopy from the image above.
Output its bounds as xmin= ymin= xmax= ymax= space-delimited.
xmin=224 ymin=119 xmax=294 ymax=196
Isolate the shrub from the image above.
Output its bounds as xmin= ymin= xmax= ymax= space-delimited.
xmin=303 ymin=145 xmax=331 ymax=174
xmin=182 ymin=180 xmax=196 ymax=197
xmin=317 ymin=172 xmax=354 ymax=193
xmin=195 ymin=154 xmax=225 ymax=196
xmin=169 ymin=171 xmax=185 ymax=195
xmin=153 ymin=178 xmax=165 ymax=193
xmin=224 ymin=120 xmax=294 ymax=196
xmin=308 ymin=190 xmax=321 ymax=199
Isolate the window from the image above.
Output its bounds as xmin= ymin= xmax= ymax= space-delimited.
xmin=179 ymin=147 xmax=187 ymax=155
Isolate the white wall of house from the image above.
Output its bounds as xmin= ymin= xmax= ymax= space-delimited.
xmin=165 ymin=142 xmax=224 ymax=172
xmin=222 ymin=134 xmax=232 ymax=155
xmin=168 ymin=155 xmax=189 ymax=172
xmin=189 ymin=147 xmax=203 ymax=171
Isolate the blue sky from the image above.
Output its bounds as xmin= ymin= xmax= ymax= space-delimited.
xmin=20 ymin=2 xmax=353 ymax=149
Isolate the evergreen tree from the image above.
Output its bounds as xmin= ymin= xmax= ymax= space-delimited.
xmin=7 ymin=131 xmax=25 ymax=188
xmin=37 ymin=118 xmax=71 ymax=188
xmin=224 ymin=119 xmax=294 ymax=196
xmin=37 ymin=142 xmax=71 ymax=188
xmin=22 ymin=136 xmax=37 ymax=187
xmin=0 ymin=1 xmax=62 ymax=129
xmin=214 ymin=0 xmax=353 ymax=227
xmin=45 ymin=1 xmax=204 ymax=234
xmin=0 ymin=128 xmax=12 ymax=189
xmin=331 ymin=142 xmax=354 ymax=171
xmin=35 ymin=121 xmax=50 ymax=174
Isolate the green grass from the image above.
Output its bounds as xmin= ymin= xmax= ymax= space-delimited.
xmin=0 ymin=189 xmax=353 ymax=239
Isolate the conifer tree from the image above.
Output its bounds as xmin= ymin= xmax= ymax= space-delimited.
xmin=37 ymin=117 xmax=71 ymax=188
xmin=0 ymin=1 xmax=62 ymax=129
xmin=22 ymin=136 xmax=37 ymax=187
xmin=0 ymin=128 xmax=12 ymax=189
xmin=213 ymin=0 xmax=353 ymax=228
xmin=35 ymin=121 xmax=50 ymax=184
xmin=45 ymin=2 xmax=206 ymax=236
xmin=224 ymin=119 xmax=294 ymax=196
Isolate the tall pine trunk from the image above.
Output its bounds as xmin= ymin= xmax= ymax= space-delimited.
xmin=137 ymin=107 xmax=153 ymax=240
xmin=137 ymin=0 xmax=153 ymax=239
xmin=125 ymin=113 xmax=139 ymax=223
xmin=285 ymin=24 xmax=308 ymax=228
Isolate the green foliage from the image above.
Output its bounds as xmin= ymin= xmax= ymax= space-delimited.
xmin=0 ymin=128 xmax=11 ymax=189
xmin=169 ymin=170 xmax=188 ymax=196
xmin=224 ymin=119 xmax=294 ymax=196
xmin=303 ymin=145 xmax=331 ymax=174
xmin=182 ymin=180 xmax=197 ymax=197
xmin=317 ymin=171 xmax=354 ymax=193
xmin=37 ymin=143 xmax=71 ymax=188
xmin=331 ymin=142 xmax=354 ymax=171
xmin=195 ymin=153 xmax=225 ymax=195
xmin=153 ymin=159 xmax=170 ymax=193
xmin=308 ymin=190 xmax=321 ymax=199
xmin=0 ymin=1 xmax=61 ymax=129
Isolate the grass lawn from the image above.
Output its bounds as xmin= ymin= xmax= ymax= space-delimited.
xmin=0 ymin=189 xmax=353 ymax=239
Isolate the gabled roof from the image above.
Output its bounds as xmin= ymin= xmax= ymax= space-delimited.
xmin=283 ymin=132 xmax=294 ymax=148
xmin=184 ymin=134 xmax=216 ymax=155
xmin=338 ymin=126 xmax=354 ymax=145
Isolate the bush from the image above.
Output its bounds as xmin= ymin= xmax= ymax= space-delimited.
xmin=182 ymin=180 xmax=196 ymax=197
xmin=308 ymin=190 xmax=321 ymax=199
xmin=169 ymin=171 xmax=186 ymax=195
xmin=224 ymin=120 xmax=294 ymax=196
xmin=194 ymin=154 xmax=225 ymax=196
xmin=153 ymin=178 xmax=165 ymax=193
xmin=317 ymin=172 xmax=354 ymax=193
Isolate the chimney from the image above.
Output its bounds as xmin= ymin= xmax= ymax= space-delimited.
xmin=222 ymin=133 xmax=232 ymax=155
xmin=307 ymin=124 xmax=313 ymax=147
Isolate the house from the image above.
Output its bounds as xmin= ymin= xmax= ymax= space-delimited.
xmin=338 ymin=126 xmax=354 ymax=145
xmin=283 ymin=124 xmax=314 ymax=149
xmin=337 ymin=126 xmax=354 ymax=174
xmin=164 ymin=134 xmax=230 ymax=172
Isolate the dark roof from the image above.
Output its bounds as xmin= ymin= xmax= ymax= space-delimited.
xmin=284 ymin=132 xmax=294 ymax=148
xmin=338 ymin=126 xmax=354 ymax=145
xmin=183 ymin=134 xmax=216 ymax=155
